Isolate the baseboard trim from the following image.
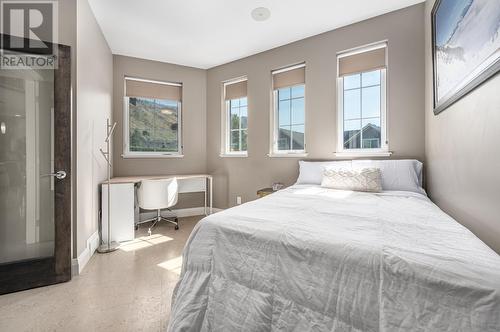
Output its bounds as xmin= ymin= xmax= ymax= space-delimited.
xmin=72 ymin=230 xmax=99 ymax=276
xmin=173 ymin=207 xmax=205 ymax=217
xmin=176 ymin=206 xmax=223 ymax=216
xmin=141 ymin=206 xmax=223 ymax=219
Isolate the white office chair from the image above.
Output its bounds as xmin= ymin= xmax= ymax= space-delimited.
xmin=136 ymin=178 xmax=179 ymax=235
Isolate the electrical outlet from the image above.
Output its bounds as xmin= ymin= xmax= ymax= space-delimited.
xmin=236 ymin=196 xmax=242 ymax=205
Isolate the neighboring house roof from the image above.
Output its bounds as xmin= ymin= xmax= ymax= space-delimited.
xmin=279 ymin=127 xmax=304 ymax=148
xmin=344 ymin=123 xmax=380 ymax=146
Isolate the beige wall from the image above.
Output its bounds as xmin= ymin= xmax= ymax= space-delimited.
xmin=112 ymin=55 xmax=207 ymax=208
xmin=59 ymin=0 xmax=77 ymax=85
xmin=424 ymin=0 xmax=500 ymax=253
xmin=75 ymin=0 xmax=113 ymax=256
xmin=50 ymin=0 xmax=78 ymax=258
xmin=206 ymin=4 xmax=425 ymax=208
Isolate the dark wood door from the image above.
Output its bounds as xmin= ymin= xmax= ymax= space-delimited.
xmin=0 ymin=35 xmax=72 ymax=294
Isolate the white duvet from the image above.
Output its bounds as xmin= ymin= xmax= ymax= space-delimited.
xmin=168 ymin=185 xmax=500 ymax=331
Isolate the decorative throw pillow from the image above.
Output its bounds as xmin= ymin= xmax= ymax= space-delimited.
xmin=296 ymin=160 xmax=352 ymax=185
xmin=321 ymin=167 xmax=383 ymax=192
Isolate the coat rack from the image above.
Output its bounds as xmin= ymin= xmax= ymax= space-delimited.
xmin=97 ymin=118 xmax=119 ymax=253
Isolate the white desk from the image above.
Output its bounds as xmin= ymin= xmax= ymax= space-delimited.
xmin=101 ymin=174 xmax=212 ymax=242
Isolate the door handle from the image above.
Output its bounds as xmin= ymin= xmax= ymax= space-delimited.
xmin=43 ymin=170 xmax=67 ymax=180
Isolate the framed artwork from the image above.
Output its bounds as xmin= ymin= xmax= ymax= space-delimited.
xmin=432 ymin=0 xmax=500 ymax=114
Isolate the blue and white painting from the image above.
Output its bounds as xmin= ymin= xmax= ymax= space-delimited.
xmin=433 ymin=0 xmax=500 ymax=112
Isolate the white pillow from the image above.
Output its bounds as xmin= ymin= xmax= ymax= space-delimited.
xmin=296 ymin=160 xmax=352 ymax=184
xmin=296 ymin=159 xmax=425 ymax=194
xmin=321 ymin=167 xmax=383 ymax=192
xmin=352 ymin=159 xmax=424 ymax=194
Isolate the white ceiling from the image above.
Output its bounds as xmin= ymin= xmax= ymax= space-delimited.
xmin=88 ymin=0 xmax=424 ymax=69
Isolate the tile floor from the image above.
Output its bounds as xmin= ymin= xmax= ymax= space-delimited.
xmin=0 ymin=216 xmax=202 ymax=332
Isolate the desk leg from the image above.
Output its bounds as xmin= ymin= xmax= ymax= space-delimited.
xmin=204 ymin=178 xmax=207 ymax=216
xmin=209 ymin=176 xmax=213 ymax=214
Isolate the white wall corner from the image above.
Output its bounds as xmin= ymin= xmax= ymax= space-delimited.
xmin=72 ymin=230 xmax=99 ymax=276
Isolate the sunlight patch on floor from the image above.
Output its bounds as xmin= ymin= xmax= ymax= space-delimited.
xmin=119 ymin=234 xmax=173 ymax=252
xmin=158 ymin=256 xmax=182 ymax=275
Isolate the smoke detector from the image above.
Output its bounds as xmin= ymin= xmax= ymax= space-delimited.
xmin=251 ymin=7 xmax=271 ymax=22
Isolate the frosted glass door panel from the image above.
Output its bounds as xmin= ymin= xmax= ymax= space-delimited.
xmin=0 ymin=69 xmax=55 ymax=264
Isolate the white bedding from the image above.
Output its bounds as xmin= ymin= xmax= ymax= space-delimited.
xmin=168 ymin=185 xmax=500 ymax=331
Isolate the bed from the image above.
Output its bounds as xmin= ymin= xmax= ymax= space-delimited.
xmin=168 ymin=162 xmax=500 ymax=331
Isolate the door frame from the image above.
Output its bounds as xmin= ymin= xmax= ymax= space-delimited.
xmin=0 ymin=34 xmax=72 ymax=294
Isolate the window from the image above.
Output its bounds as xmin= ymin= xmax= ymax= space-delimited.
xmin=228 ymin=97 xmax=248 ymax=152
xmin=342 ymin=70 xmax=383 ymax=149
xmin=123 ymin=77 xmax=182 ymax=157
xmin=336 ymin=43 xmax=389 ymax=156
xmin=222 ymin=78 xmax=248 ymax=156
xmin=271 ymin=63 xmax=306 ymax=156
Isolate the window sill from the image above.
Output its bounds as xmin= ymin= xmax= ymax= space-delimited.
xmin=268 ymin=152 xmax=308 ymax=158
xmin=219 ymin=153 xmax=248 ymax=158
xmin=122 ymin=153 xmax=184 ymax=159
xmin=334 ymin=151 xmax=392 ymax=158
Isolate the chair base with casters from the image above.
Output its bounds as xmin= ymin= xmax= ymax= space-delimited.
xmin=135 ymin=208 xmax=179 ymax=236
xmin=136 ymin=178 xmax=180 ymax=236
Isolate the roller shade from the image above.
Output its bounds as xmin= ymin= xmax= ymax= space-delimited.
xmin=125 ymin=78 xmax=182 ymax=101
xmin=338 ymin=47 xmax=386 ymax=76
xmin=225 ymin=80 xmax=247 ymax=100
xmin=272 ymin=65 xmax=305 ymax=89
